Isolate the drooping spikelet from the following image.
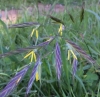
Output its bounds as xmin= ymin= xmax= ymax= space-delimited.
xmin=0 ymin=37 xmax=54 ymax=58
xmin=0 ymin=65 xmax=29 ymax=97
xmin=72 ymin=58 xmax=78 ymax=77
xmin=55 ymin=42 xmax=62 ymax=80
xmin=26 ymin=57 xmax=41 ymax=95
xmin=66 ymin=40 xmax=95 ymax=64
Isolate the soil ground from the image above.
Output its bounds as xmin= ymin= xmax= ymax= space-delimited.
xmin=0 ymin=3 xmax=65 ymax=24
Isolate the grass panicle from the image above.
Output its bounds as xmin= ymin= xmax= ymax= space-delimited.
xmin=26 ymin=57 xmax=41 ymax=96
xmin=67 ymin=40 xmax=95 ymax=64
xmin=72 ymin=58 xmax=78 ymax=78
xmin=55 ymin=42 xmax=62 ymax=80
xmin=0 ymin=65 xmax=30 ymax=97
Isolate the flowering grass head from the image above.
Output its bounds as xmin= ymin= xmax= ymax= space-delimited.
xmin=26 ymin=57 xmax=41 ymax=95
xmin=0 ymin=65 xmax=30 ymax=97
xmin=66 ymin=40 xmax=95 ymax=64
xmin=72 ymin=58 xmax=78 ymax=78
xmin=55 ymin=42 xmax=62 ymax=80
xmin=67 ymin=48 xmax=78 ymax=78
xmin=0 ymin=9 xmax=97 ymax=97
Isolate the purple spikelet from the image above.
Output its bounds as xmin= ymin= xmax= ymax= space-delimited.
xmin=72 ymin=58 xmax=78 ymax=77
xmin=38 ymin=37 xmax=54 ymax=46
xmin=38 ymin=41 xmax=50 ymax=46
xmin=26 ymin=57 xmax=40 ymax=95
xmin=55 ymin=42 xmax=62 ymax=80
xmin=0 ymin=65 xmax=29 ymax=97
xmin=67 ymin=40 xmax=95 ymax=64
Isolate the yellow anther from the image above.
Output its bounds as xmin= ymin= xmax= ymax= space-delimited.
xmin=33 ymin=52 xmax=36 ymax=62
xmin=31 ymin=29 xmax=35 ymax=37
xmin=60 ymin=31 xmax=62 ymax=36
xmin=58 ymin=24 xmax=62 ymax=32
xmin=24 ymin=51 xmax=32 ymax=59
xmin=24 ymin=51 xmax=37 ymax=62
xmin=58 ymin=24 xmax=63 ymax=36
xmin=36 ymin=30 xmax=38 ymax=39
xmin=70 ymin=50 xmax=77 ymax=60
xmin=36 ymin=71 xmax=39 ymax=81
xmin=31 ymin=52 xmax=33 ymax=62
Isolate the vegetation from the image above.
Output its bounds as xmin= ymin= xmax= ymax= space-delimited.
xmin=0 ymin=0 xmax=100 ymax=97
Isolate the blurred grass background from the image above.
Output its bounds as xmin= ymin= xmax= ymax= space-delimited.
xmin=0 ymin=0 xmax=98 ymax=10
